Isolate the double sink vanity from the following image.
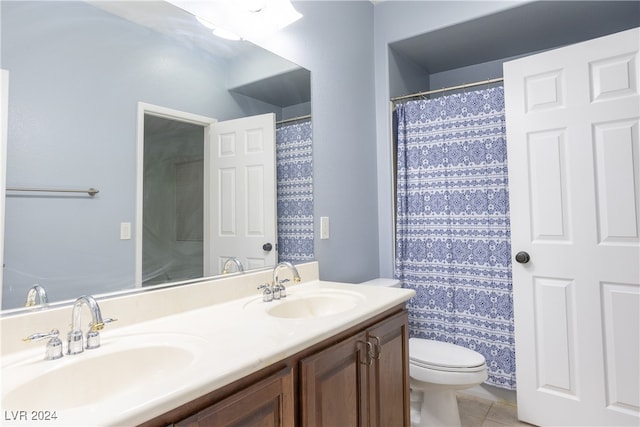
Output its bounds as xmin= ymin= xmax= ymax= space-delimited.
xmin=0 ymin=262 xmax=415 ymax=426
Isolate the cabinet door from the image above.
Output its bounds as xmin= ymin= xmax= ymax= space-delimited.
xmin=175 ymin=366 xmax=294 ymax=427
xmin=367 ymin=311 xmax=410 ymax=427
xmin=300 ymin=331 xmax=369 ymax=427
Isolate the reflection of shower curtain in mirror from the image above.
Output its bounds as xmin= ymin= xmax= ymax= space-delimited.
xmin=276 ymin=120 xmax=314 ymax=263
xmin=394 ymin=86 xmax=516 ymax=389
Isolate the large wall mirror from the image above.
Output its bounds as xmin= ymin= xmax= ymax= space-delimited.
xmin=0 ymin=0 xmax=313 ymax=311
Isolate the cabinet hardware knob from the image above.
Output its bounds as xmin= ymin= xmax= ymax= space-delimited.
xmin=357 ymin=340 xmax=373 ymax=366
xmin=369 ymin=336 xmax=381 ymax=360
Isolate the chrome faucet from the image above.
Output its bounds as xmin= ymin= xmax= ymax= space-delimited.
xmin=24 ymin=284 xmax=48 ymax=307
xmin=272 ymin=261 xmax=301 ymax=299
xmin=222 ymin=257 xmax=244 ymax=274
xmin=67 ymin=295 xmax=116 ymax=355
xmin=257 ymin=262 xmax=302 ymax=302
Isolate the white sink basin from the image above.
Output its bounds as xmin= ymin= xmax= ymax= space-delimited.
xmin=254 ymin=289 xmax=366 ymax=319
xmin=2 ymin=333 xmax=205 ymax=410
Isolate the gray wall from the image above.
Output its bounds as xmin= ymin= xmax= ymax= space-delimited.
xmin=257 ymin=1 xmax=520 ymax=282
xmin=256 ymin=1 xmax=379 ymax=283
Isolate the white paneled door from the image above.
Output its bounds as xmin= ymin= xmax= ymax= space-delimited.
xmin=205 ymin=113 xmax=276 ymax=276
xmin=504 ymin=28 xmax=639 ymax=426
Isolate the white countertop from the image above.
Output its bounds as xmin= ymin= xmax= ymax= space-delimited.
xmin=1 ymin=280 xmax=414 ymax=426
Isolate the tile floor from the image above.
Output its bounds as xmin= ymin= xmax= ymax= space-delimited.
xmin=457 ymin=393 xmax=534 ymax=427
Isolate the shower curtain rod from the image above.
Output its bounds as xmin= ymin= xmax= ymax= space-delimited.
xmin=276 ymin=114 xmax=311 ymax=125
xmin=391 ymin=77 xmax=504 ymax=103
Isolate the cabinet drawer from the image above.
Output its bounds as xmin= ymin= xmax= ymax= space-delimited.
xmin=175 ymin=366 xmax=294 ymax=427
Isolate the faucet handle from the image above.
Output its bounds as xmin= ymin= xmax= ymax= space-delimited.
xmin=274 ymin=279 xmax=288 ymax=298
xmin=86 ymin=317 xmax=117 ymax=350
xmin=23 ymin=329 xmax=63 ymax=360
xmin=23 ymin=329 xmax=58 ymax=342
xmin=89 ymin=317 xmax=118 ymax=332
xmin=258 ymin=284 xmax=274 ymax=302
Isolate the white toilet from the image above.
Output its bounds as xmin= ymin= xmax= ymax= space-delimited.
xmin=360 ymin=278 xmax=488 ymax=427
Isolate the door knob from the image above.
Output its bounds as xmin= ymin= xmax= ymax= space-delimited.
xmin=262 ymin=243 xmax=273 ymax=252
xmin=515 ymin=251 xmax=530 ymax=264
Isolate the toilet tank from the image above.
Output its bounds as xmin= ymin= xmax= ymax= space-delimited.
xmin=359 ymin=278 xmax=402 ymax=288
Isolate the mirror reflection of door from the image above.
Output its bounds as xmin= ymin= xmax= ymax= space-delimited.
xmin=207 ymin=113 xmax=277 ymax=276
xmin=141 ymin=110 xmax=276 ymax=286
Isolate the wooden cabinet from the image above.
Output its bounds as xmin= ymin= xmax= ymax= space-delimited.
xmin=299 ymin=330 xmax=368 ymax=427
xmin=366 ymin=311 xmax=410 ymax=427
xmin=174 ymin=366 xmax=294 ymax=427
xmin=299 ymin=311 xmax=410 ymax=427
xmin=140 ymin=307 xmax=409 ymax=427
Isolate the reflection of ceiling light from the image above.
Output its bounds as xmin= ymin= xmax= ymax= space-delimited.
xmin=195 ymin=16 xmax=215 ymax=29
xmin=242 ymin=0 xmax=267 ymax=13
xmin=196 ymin=16 xmax=241 ymax=40
xmin=167 ymin=0 xmax=302 ymax=41
xmin=212 ymin=27 xmax=242 ymax=41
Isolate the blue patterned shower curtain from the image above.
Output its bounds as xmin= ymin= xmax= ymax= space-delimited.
xmin=394 ymin=86 xmax=516 ymax=390
xmin=276 ymin=120 xmax=314 ymax=263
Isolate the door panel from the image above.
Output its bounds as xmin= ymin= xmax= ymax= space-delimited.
xmin=601 ymin=282 xmax=640 ymax=416
xmin=593 ymin=120 xmax=639 ymax=243
xmin=504 ymin=28 xmax=639 ymax=426
xmin=366 ymin=311 xmax=410 ymax=427
xmin=528 ymin=129 xmax=569 ymax=240
xmin=533 ymin=277 xmax=577 ymax=397
xmin=300 ymin=332 xmax=368 ymax=427
xmin=175 ymin=366 xmax=294 ymax=427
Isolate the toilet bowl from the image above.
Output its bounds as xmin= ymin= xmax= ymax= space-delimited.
xmin=409 ymin=338 xmax=487 ymax=427
xmin=359 ymin=278 xmax=488 ymax=427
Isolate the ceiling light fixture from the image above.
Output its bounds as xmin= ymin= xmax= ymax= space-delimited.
xmin=242 ymin=0 xmax=267 ymax=13
xmin=168 ymin=0 xmax=302 ymax=41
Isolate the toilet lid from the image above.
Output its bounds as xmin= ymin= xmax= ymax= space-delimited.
xmin=409 ymin=338 xmax=486 ymax=372
xmin=360 ymin=278 xmax=401 ymax=288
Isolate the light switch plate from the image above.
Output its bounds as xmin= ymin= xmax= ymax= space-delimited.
xmin=120 ymin=222 xmax=131 ymax=240
xmin=320 ymin=216 xmax=329 ymax=239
